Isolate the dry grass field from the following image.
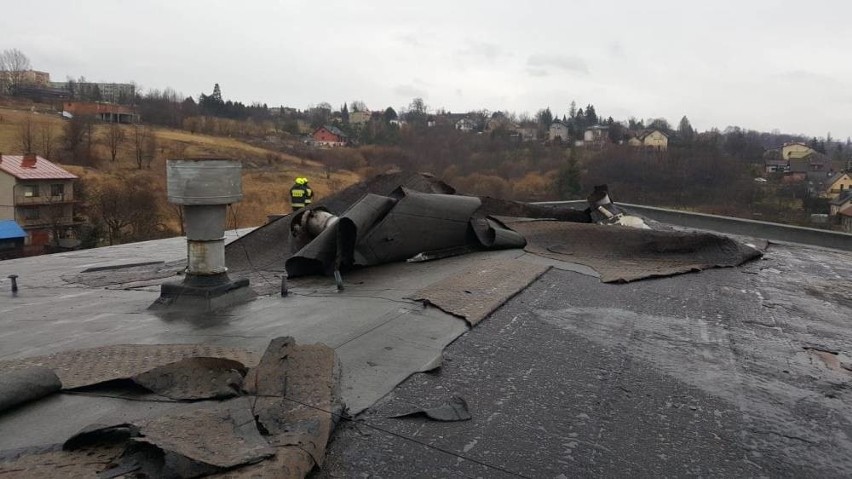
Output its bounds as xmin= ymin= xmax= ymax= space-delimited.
xmin=0 ymin=106 xmax=360 ymax=230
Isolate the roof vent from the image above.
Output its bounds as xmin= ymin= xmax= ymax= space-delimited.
xmin=150 ymin=158 xmax=254 ymax=311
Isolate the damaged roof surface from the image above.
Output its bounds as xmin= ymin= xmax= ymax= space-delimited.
xmin=1 ymin=175 xmax=851 ymax=477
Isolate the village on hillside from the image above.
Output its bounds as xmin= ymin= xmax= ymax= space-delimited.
xmin=1 ymin=49 xmax=850 ymax=260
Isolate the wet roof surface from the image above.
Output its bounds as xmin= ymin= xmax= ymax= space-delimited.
xmin=1 ymin=220 xmax=851 ymax=476
xmin=320 ymin=243 xmax=852 ymax=477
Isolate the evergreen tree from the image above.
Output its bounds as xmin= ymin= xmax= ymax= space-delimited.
xmin=556 ymin=149 xmax=582 ymax=199
xmin=569 ymin=101 xmax=577 ymax=119
xmin=341 ymin=103 xmax=350 ymax=124
xmin=536 ymin=107 xmax=553 ymax=128
xmin=211 ymin=83 xmax=222 ymax=103
xmin=678 ymin=116 xmax=695 ymax=142
xmin=585 ymin=104 xmax=598 ymax=125
xmin=383 ymin=107 xmax=397 ymax=123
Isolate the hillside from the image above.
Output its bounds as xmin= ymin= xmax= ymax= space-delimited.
xmin=0 ymin=106 xmax=360 ymax=231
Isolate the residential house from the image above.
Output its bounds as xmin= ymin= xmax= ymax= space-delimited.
xmin=583 ymin=125 xmax=610 ymax=149
xmin=311 ymin=125 xmax=348 ymax=147
xmin=781 ymin=142 xmax=816 ymax=160
xmin=349 ymin=110 xmax=372 ymax=127
xmin=824 ymin=172 xmax=852 ymax=199
xmin=514 ymin=125 xmax=538 ymax=142
xmin=63 ymin=102 xmax=139 ymax=124
xmin=763 ymin=149 xmax=786 ymax=173
xmin=764 ymin=158 xmax=788 ymax=173
xmin=0 ymin=154 xmax=79 ymax=253
xmin=548 ymin=120 xmax=570 ymax=142
xmin=787 ymin=152 xmax=829 ymax=185
xmin=629 ymin=129 xmax=669 ymax=150
xmin=829 ymin=190 xmax=852 ymax=216
xmin=804 ymin=152 xmax=830 ymax=173
xmin=838 ymin=204 xmax=852 ymax=233
xmin=455 ymin=118 xmax=476 ymax=132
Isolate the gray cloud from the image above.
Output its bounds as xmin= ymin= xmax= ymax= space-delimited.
xmin=395 ymin=32 xmax=423 ymax=47
xmin=526 ymin=54 xmax=589 ymax=76
xmin=457 ymin=41 xmax=509 ymax=63
xmin=608 ymin=42 xmax=626 ymax=59
xmin=393 ymin=84 xmax=427 ymax=99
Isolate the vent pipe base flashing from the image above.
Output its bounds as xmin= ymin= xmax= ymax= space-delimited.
xmin=150 ymin=275 xmax=255 ymax=311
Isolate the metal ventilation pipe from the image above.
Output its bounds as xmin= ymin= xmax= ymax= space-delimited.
xmin=167 ymin=159 xmax=242 ymax=276
xmin=152 ymin=159 xmax=252 ymax=310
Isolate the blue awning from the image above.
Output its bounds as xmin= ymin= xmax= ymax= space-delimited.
xmin=0 ymin=220 xmax=27 ymax=240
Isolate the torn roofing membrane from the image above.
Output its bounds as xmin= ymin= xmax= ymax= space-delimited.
xmin=286 ymin=187 xmax=526 ymax=277
xmin=0 ymin=338 xmax=338 ymax=478
xmin=0 ymin=173 xmax=784 ymax=478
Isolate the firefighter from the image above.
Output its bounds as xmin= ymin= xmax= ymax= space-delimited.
xmin=290 ymin=177 xmax=313 ymax=211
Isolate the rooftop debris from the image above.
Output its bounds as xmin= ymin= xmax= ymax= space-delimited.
xmin=227 ymin=171 xmax=761 ymax=288
xmin=0 ymin=337 xmax=340 ymax=478
xmin=390 ymin=395 xmax=472 ymax=422
xmin=286 ymin=188 xmax=527 ymax=278
xmin=409 ymin=258 xmax=549 ymax=326
xmin=0 ymin=367 xmax=61 ymax=412
xmin=503 ymin=218 xmax=764 ymax=283
xmin=0 ymin=344 xmax=259 ymax=391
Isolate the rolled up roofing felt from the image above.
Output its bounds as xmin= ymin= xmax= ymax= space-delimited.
xmin=0 ymin=367 xmax=62 ymax=413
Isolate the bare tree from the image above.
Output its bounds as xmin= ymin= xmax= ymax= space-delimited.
xmin=132 ymin=123 xmax=145 ymax=169
xmin=94 ymin=175 xmax=162 ymax=244
xmin=131 ymin=124 xmax=157 ymax=169
xmin=0 ymin=48 xmax=32 ymax=94
xmin=17 ymin=113 xmax=35 ymax=152
xmin=84 ymin=118 xmax=96 ymax=160
xmin=144 ymin=126 xmax=157 ymax=168
xmin=38 ymin=121 xmax=56 ymax=160
xmin=103 ymin=122 xmax=125 ymax=162
xmin=63 ymin=114 xmax=94 ymax=165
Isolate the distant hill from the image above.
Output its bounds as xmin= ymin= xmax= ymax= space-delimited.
xmin=0 ymin=105 xmax=360 ymax=233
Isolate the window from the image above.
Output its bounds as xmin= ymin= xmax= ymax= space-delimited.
xmin=21 ymin=208 xmax=40 ymax=220
xmin=51 ymin=184 xmax=65 ymax=197
xmin=23 ymin=184 xmax=39 ymax=197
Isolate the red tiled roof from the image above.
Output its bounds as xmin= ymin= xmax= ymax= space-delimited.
xmin=0 ymin=155 xmax=78 ymax=180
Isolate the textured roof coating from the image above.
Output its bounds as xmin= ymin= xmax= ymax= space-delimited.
xmin=0 ymin=155 xmax=78 ymax=180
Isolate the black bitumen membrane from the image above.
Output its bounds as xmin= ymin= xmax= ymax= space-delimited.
xmin=319 ymin=245 xmax=852 ymax=478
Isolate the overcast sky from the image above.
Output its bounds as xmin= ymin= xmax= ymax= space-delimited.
xmin=2 ymin=0 xmax=850 ymax=138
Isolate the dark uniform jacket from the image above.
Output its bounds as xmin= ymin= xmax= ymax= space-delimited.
xmin=290 ymin=183 xmax=313 ymax=210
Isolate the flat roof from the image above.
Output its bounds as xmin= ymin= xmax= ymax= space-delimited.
xmin=1 ymin=214 xmax=851 ymax=476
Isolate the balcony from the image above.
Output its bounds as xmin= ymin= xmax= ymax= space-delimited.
xmin=14 ymin=194 xmax=75 ymax=205
xmin=17 ymin=217 xmax=75 ymax=228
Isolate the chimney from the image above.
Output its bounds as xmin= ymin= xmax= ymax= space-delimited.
xmin=22 ymin=153 xmax=37 ymax=168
